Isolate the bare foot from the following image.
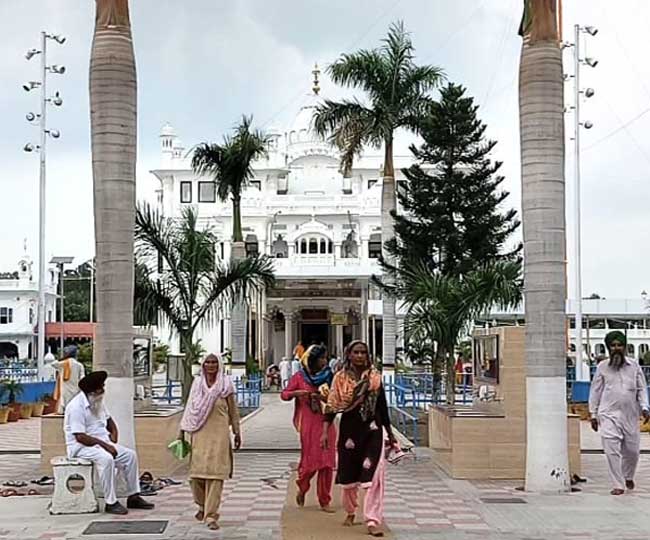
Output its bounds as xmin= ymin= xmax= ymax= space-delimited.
xmin=195 ymin=510 xmax=204 ymax=521
xmin=320 ymin=505 xmax=336 ymax=513
xmin=626 ymin=479 xmax=635 ymax=490
xmin=343 ymin=514 xmax=355 ymax=527
xmin=611 ymin=488 xmax=625 ymax=496
xmin=296 ymin=491 xmax=305 ymax=507
xmin=206 ymin=520 xmax=220 ymax=530
xmin=367 ymin=525 xmax=384 ymax=537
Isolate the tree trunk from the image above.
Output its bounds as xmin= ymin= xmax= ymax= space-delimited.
xmin=181 ymin=333 xmax=195 ymax=403
xmin=519 ymin=0 xmax=570 ymax=493
xmin=230 ymin=241 xmax=247 ymax=367
xmin=381 ymin=137 xmax=397 ymax=367
xmin=232 ymin=197 xmax=243 ymax=243
xmin=90 ymin=0 xmax=137 ymax=449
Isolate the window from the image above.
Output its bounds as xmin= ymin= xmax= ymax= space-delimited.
xmin=198 ymin=182 xmax=216 ymax=203
xmin=367 ymin=179 xmax=378 ymax=189
xmin=300 ymin=239 xmax=307 ymax=254
xmin=368 ymin=233 xmax=382 ymax=259
xmin=245 ymin=235 xmax=259 ymax=257
xmin=220 ymin=242 xmax=225 ymax=260
xmin=47 ymin=310 xmax=52 ymax=322
xmin=29 ymin=308 xmax=34 ymax=325
xmin=627 ymin=344 xmax=635 ymax=357
xmin=595 ymin=344 xmax=606 ymax=357
xmin=249 ymin=181 xmax=261 ymax=191
xmin=180 ymin=181 xmax=192 ymax=203
xmin=320 ymin=239 xmax=327 ymax=254
xmin=309 ymin=238 xmax=318 ymax=254
xmin=0 ymin=308 xmax=12 ymax=324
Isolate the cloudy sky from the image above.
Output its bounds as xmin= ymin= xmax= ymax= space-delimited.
xmin=1 ymin=0 xmax=649 ymax=299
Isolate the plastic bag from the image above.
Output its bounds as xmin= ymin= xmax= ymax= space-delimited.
xmin=168 ymin=438 xmax=191 ymax=460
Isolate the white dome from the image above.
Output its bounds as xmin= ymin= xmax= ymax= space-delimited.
xmin=160 ymin=122 xmax=176 ymax=137
xmin=287 ymin=94 xmax=319 ymax=144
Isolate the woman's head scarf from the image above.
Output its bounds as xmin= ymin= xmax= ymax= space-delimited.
xmin=180 ymin=353 xmax=235 ymax=433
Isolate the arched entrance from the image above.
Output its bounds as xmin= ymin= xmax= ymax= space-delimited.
xmin=0 ymin=342 xmax=19 ymax=359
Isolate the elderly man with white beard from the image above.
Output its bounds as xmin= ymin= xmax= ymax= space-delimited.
xmin=64 ymin=371 xmax=154 ymax=514
xmin=589 ymin=331 xmax=650 ymax=495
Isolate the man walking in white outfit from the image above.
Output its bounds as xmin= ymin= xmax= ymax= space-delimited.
xmin=589 ymin=331 xmax=650 ymax=495
xmin=279 ymin=357 xmax=291 ymax=389
xmin=64 ymin=371 xmax=154 ymax=514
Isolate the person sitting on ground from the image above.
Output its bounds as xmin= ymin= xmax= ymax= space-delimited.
xmin=53 ymin=345 xmax=86 ymax=413
xmin=64 ymin=371 xmax=154 ymax=515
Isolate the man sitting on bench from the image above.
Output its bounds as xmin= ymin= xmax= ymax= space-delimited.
xmin=64 ymin=370 xmax=155 ymax=515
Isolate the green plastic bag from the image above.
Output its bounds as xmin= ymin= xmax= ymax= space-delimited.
xmin=168 ymin=438 xmax=191 ymax=460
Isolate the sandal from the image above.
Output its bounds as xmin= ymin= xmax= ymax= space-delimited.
xmin=343 ymin=514 xmax=355 ymax=527
xmin=27 ymin=489 xmax=41 ymax=496
xmin=0 ymin=489 xmax=23 ymax=497
xmin=367 ymin=525 xmax=384 ymax=537
xmin=296 ymin=491 xmax=305 ymax=507
xmin=195 ymin=510 xmax=204 ymax=522
xmin=206 ymin=520 xmax=220 ymax=530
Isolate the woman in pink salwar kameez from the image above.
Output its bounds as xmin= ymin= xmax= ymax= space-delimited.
xmin=281 ymin=344 xmax=337 ymax=512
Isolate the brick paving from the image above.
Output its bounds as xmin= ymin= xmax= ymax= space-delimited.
xmin=0 ymin=417 xmax=40 ymax=452
xmin=3 ymin=398 xmax=650 ymax=538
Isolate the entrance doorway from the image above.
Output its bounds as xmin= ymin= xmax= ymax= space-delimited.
xmin=300 ymin=323 xmax=329 ymax=350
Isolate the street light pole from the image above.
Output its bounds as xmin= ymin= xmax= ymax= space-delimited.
xmin=573 ymin=23 xmax=584 ymax=381
xmin=37 ymin=31 xmax=48 ymax=378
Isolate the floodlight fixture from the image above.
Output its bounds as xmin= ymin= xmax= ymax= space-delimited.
xmin=26 ymin=112 xmax=38 ymax=122
xmin=47 ymin=129 xmax=61 ymax=139
xmin=582 ymin=121 xmax=594 ymax=129
xmin=25 ymin=48 xmax=41 ymax=60
xmin=585 ymin=57 xmax=598 ymax=68
xmin=23 ymin=81 xmax=41 ymax=92
xmin=47 ymin=64 xmax=66 ymax=74
xmin=584 ymin=88 xmax=595 ymax=98
xmin=47 ymin=34 xmax=66 ymax=45
xmin=50 ymin=92 xmax=63 ymax=106
xmin=23 ymin=143 xmax=38 ymax=152
xmin=584 ymin=26 xmax=598 ymax=36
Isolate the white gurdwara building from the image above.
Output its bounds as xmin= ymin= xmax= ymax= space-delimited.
xmin=150 ymin=83 xmax=413 ymax=368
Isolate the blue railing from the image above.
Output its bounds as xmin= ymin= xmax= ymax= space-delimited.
xmin=152 ymin=374 xmax=262 ymax=410
xmin=0 ymin=367 xmax=39 ymax=382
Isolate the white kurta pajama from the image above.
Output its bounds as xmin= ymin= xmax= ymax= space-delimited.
xmin=589 ymin=358 xmax=650 ymax=490
xmin=64 ymin=392 xmax=140 ymax=505
xmin=53 ymin=358 xmax=86 ymax=413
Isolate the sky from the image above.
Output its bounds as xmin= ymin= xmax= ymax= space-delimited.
xmin=1 ymin=0 xmax=649 ymax=299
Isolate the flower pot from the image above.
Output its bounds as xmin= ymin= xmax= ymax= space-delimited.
xmin=42 ymin=397 xmax=57 ymax=415
xmin=31 ymin=402 xmax=46 ymax=417
xmin=20 ymin=403 xmax=33 ymax=419
xmin=7 ymin=408 xmax=20 ymax=422
xmin=0 ymin=407 xmax=9 ymax=424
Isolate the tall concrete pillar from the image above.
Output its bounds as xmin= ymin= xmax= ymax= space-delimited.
xmin=284 ymin=314 xmax=292 ymax=358
xmin=336 ymin=324 xmax=344 ymax=358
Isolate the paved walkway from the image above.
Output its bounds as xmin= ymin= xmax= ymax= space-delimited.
xmin=0 ymin=417 xmax=40 ymax=452
xmin=4 ymin=398 xmax=650 ymax=539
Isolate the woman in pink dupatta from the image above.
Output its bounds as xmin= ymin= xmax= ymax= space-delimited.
xmin=178 ymin=353 xmax=241 ymax=531
xmin=281 ymin=344 xmax=337 ymax=512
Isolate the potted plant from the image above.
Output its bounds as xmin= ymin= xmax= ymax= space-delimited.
xmin=0 ymin=405 xmax=9 ymax=424
xmin=20 ymin=402 xmax=34 ymax=419
xmin=31 ymin=401 xmax=46 ymax=417
xmin=41 ymin=393 xmax=57 ymax=415
xmin=0 ymin=379 xmax=24 ymax=422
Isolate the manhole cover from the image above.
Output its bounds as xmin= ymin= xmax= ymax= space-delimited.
xmin=480 ymin=497 xmax=527 ymax=504
xmin=83 ymin=521 xmax=168 ymax=535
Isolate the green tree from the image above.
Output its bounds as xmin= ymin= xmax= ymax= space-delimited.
xmin=134 ymin=203 xmax=274 ymax=400
xmin=313 ymin=21 xmax=444 ymax=366
xmin=388 ymin=82 xmax=521 ymax=276
xmin=62 ymin=261 xmax=94 ymax=322
xmin=191 ymin=115 xmax=270 ymax=366
xmin=393 ymin=261 xmax=523 ymax=403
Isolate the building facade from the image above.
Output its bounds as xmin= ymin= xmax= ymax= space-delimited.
xmin=150 ymin=86 xmax=420 ymax=366
xmin=0 ymin=254 xmax=58 ymax=360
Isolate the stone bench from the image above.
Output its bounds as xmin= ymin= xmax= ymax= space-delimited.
xmin=49 ymin=457 xmax=99 ymax=515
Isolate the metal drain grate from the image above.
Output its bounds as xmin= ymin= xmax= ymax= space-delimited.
xmin=83 ymin=520 xmax=168 ymax=535
xmin=480 ymin=497 xmax=527 ymax=504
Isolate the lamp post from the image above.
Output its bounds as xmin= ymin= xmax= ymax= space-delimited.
xmin=563 ymin=25 xmax=597 ymax=381
xmin=23 ymin=32 xmax=66 ymax=378
xmin=51 ymin=256 xmax=73 ymax=356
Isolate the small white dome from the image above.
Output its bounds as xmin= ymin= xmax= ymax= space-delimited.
xmin=160 ymin=122 xmax=176 ymax=137
xmin=288 ymin=94 xmax=320 ymax=144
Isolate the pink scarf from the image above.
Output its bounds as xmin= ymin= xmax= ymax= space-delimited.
xmin=180 ymin=356 xmax=235 ymax=433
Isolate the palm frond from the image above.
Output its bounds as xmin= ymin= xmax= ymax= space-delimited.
xmin=327 ymin=49 xmax=386 ymax=95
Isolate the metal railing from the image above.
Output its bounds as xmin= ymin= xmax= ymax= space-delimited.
xmin=0 ymin=367 xmax=39 ymax=382
xmin=151 ymin=374 xmax=262 ymax=410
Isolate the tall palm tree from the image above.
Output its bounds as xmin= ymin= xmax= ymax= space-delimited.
xmin=89 ymin=0 xmax=137 ymax=448
xmin=313 ymin=21 xmax=444 ymax=366
xmin=519 ymin=0 xmax=569 ymax=492
xmin=191 ymin=116 xmax=269 ymax=366
xmin=135 ymin=203 xmax=275 ymax=400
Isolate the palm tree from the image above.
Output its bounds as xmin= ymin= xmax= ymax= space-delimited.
xmin=191 ymin=116 xmax=270 ymax=366
xmin=518 ymin=0 xmax=569 ymax=492
xmin=313 ymin=21 xmax=444 ymax=366
xmin=89 ymin=0 xmax=137 ymax=448
xmin=390 ymin=260 xmax=522 ymax=402
xmin=135 ymin=203 xmax=274 ymax=400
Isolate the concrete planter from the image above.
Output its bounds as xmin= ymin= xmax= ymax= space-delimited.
xmin=31 ymin=402 xmax=46 ymax=417
xmin=20 ymin=403 xmax=34 ymax=419
xmin=0 ymin=407 xmax=9 ymax=424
